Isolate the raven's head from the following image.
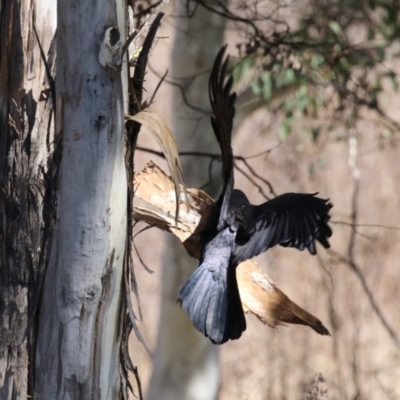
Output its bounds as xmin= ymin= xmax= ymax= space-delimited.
xmin=230 ymin=189 xmax=253 ymax=227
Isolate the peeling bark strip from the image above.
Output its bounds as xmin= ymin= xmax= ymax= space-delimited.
xmin=0 ymin=1 xmax=57 ymax=399
xmin=133 ymin=162 xmax=330 ymax=336
xmin=34 ymin=0 xmax=127 ymax=399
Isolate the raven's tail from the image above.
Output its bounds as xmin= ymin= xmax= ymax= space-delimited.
xmin=178 ymin=263 xmax=246 ymax=345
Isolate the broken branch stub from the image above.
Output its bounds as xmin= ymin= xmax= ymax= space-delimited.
xmin=98 ymin=26 xmax=122 ymax=71
xmin=133 ymin=162 xmax=330 ymax=336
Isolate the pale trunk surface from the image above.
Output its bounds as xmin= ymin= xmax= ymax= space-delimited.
xmin=0 ymin=1 xmax=56 ymax=398
xmin=147 ymin=2 xmax=227 ymax=399
xmin=34 ymin=0 xmax=127 ymax=399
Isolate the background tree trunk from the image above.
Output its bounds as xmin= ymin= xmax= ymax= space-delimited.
xmin=33 ymin=0 xmax=128 ymax=399
xmin=147 ymin=2 xmax=227 ymax=399
xmin=0 ymin=2 xmax=56 ymax=398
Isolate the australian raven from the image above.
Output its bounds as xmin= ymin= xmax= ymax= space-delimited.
xmin=178 ymin=46 xmax=332 ymax=345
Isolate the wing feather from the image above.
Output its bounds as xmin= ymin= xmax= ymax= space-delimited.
xmin=209 ymin=45 xmax=236 ymax=229
xmin=233 ymin=193 xmax=332 ymax=263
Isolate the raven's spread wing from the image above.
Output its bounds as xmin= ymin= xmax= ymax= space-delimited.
xmin=233 ymin=193 xmax=332 ymax=263
xmin=209 ymin=45 xmax=237 ymax=230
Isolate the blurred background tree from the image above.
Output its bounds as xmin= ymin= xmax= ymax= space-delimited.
xmin=146 ymin=2 xmax=225 ymax=400
xmin=132 ymin=0 xmax=400 ymax=399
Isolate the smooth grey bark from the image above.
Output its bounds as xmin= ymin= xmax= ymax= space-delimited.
xmin=34 ymin=0 xmax=127 ymax=399
xmin=147 ymin=2 xmax=227 ymax=399
xmin=0 ymin=2 xmax=56 ymax=398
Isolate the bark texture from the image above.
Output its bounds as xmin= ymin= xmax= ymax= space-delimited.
xmin=34 ymin=1 xmax=127 ymax=399
xmin=0 ymin=1 xmax=56 ymax=399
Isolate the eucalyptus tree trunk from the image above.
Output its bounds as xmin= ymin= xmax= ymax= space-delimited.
xmin=33 ymin=0 xmax=128 ymax=398
xmin=147 ymin=2 xmax=227 ymax=399
xmin=0 ymin=0 xmax=128 ymax=399
xmin=0 ymin=2 xmax=56 ymax=398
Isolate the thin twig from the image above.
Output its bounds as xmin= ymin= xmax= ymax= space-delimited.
xmin=147 ymin=62 xmax=211 ymax=114
xmin=136 ymin=145 xmax=277 ymax=197
xmin=332 ymin=126 xmax=400 ymax=350
xmin=329 ymin=249 xmax=400 ymax=350
xmin=148 ymin=69 xmax=169 ymax=106
xmin=331 ymin=220 xmax=400 ymax=231
xmin=234 ymin=156 xmax=276 ymax=197
xmin=234 ymin=161 xmax=271 ymax=200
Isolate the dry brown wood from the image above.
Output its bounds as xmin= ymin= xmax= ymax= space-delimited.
xmin=133 ymin=161 xmax=330 ymax=336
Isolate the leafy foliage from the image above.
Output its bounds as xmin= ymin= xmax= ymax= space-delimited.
xmin=219 ymin=0 xmax=400 ymax=145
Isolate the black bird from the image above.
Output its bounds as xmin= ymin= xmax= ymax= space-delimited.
xmin=178 ymin=46 xmax=333 ymax=345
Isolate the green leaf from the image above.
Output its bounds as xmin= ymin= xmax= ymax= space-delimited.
xmin=310 ymin=97 xmax=319 ymax=118
xmin=296 ymin=143 xmax=305 ymax=152
xmin=232 ymin=56 xmax=254 ymax=83
xmin=382 ymin=129 xmax=393 ymax=138
xmin=317 ymin=157 xmax=327 ymax=169
xmin=329 ymin=20 xmax=344 ymax=38
xmin=311 ymin=53 xmax=325 ymax=68
xmin=277 ymin=68 xmax=296 ymax=87
xmin=251 ymin=79 xmax=262 ymax=96
xmin=296 ymin=85 xmax=309 ymax=112
xmin=261 ymin=72 xmax=272 ymax=99
xmin=386 ymin=71 xmax=399 ymax=91
xmin=279 ymin=117 xmax=293 ymax=140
